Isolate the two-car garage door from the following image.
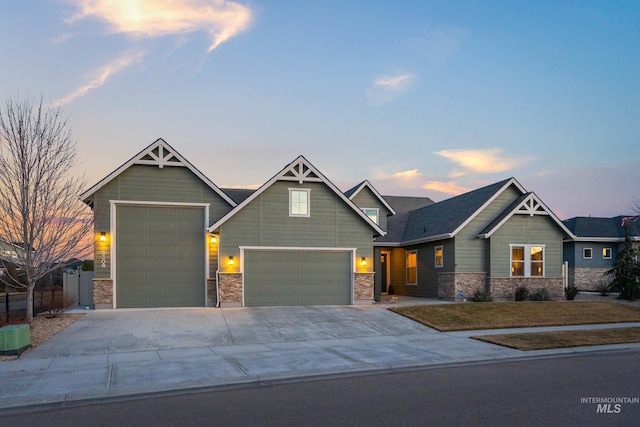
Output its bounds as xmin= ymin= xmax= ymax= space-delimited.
xmin=115 ymin=205 xmax=205 ymax=308
xmin=243 ymin=250 xmax=352 ymax=307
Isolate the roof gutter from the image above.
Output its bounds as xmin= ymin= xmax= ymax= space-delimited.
xmin=373 ymin=233 xmax=453 ymax=247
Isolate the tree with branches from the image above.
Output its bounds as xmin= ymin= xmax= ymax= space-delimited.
xmin=606 ymin=216 xmax=640 ymax=301
xmin=0 ymin=95 xmax=92 ymax=323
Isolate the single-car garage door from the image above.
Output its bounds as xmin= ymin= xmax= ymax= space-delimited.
xmin=243 ymin=250 xmax=352 ymax=307
xmin=116 ymin=205 xmax=205 ymax=308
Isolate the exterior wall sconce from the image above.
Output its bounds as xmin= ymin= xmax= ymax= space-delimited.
xmin=210 ymin=236 xmax=217 ymax=243
xmin=361 ymin=257 xmax=367 ymax=266
xmin=228 ymin=256 xmax=235 ymax=265
xmin=99 ymin=232 xmax=107 ymax=242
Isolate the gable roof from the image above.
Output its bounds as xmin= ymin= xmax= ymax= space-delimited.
xmin=477 ymin=192 xmax=574 ymax=239
xmin=221 ymin=188 xmax=256 ymax=204
xmin=563 ymin=215 xmax=640 ymax=242
xmin=382 ymin=195 xmax=435 ymax=214
xmin=344 ymin=180 xmax=396 ymax=215
xmin=376 ymin=178 xmax=523 ymax=245
xmin=80 ymin=138 xmax=237 ymax=207
xmin=208 ymin=156 xmax=385 ymax=236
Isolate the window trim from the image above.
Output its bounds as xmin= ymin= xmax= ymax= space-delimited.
xmin=406 ymin=250 xmax=417 ymax=285
xmin=434 ymin=245 xmax=443 ymax=268
xmin=289 ymin=188 xmax=311 ymax=217
xmin=602 ymin=247 xmax=612 ymax=260
xmin=361 ymin=208 xmax=379 ymax=225
xmin=510 ymin=244 xmax=545 ymax=277
xmin=583 ymin=248 xmax=593 ymax=259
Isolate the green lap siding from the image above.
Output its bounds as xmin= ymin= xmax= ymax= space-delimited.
xmin=350 ymin=186 xmax=391 ymax=231
xmin=244 ymin=250 xmax=352 ymax=306
xmin=116 ymin=205 xmax=205 ymax=308
xmin=220 ymin=181 xmax=373 ymax=264
xmin=490 ymin=215 xmax=564 ymax=277
xmin=91 ymin=164 xmax=233 ymax=279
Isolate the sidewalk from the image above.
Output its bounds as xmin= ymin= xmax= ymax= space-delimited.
xmin=1 ymin=304 xmax=639 ymax=412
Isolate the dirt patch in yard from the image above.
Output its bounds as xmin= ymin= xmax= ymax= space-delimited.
xmin=0 ymin=314 xmax=84 ymax=361
xmin=473 ymin=327 xmax=640 ymax=351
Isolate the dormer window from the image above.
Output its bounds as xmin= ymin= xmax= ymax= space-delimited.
xmin=362 ymin=208 xmax=379 ymax=224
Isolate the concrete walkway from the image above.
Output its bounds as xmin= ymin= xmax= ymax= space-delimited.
xmin=1 ymin=303 xmax=639 ymax=411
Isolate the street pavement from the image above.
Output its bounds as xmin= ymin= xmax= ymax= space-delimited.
xmin=1 ymin=300 xmax=639 ymax=412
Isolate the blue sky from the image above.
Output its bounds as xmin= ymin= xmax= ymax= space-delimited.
xmin=1 ymin=0 xmax=638 ymax=219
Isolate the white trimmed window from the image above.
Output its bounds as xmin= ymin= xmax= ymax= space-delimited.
xmin=406 ymin=250 xmax=417 ymax=285
xmin=434 ymin=246 xmax=443 ymax=268
xmin=362 ymin=208 xmax=379 ymax=224
xmin=289 ymin=189 xmax=310 ymax=217
xmin=511 ymin=245 xmax=545 ymax=277
xmin=602 ymin=248 xmax=612 ymax=259
xmin=583 ymin=248 xmax=592 ymax=259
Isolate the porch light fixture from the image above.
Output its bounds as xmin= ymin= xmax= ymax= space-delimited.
xmin=361 ymin=257 xmax=367 ymax=266
xmin=99 ymin=232 xmax=107 ymax=242
xmin=210 ymin=235 xmax=217 ymax=243
xmin=228 ymin=256 xmax=234 ymax=265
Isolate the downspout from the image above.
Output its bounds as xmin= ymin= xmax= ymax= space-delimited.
xmin=216 ymin=269 xmax=221 ymax=308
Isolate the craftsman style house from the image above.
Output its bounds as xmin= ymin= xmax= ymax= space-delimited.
xmin=373 ymin=178 xmax=574 ymax=301
xmin=82 ymin=139 xmax=573 ymax=308
xmin=81 ymin=139 xmax=381 ymax=308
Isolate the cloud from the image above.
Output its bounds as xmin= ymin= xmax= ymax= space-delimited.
xmin=422 ymin=180 xmax=471 ymax=196
xmin=65 ymin=0 xmax=253 ymax=52
xmin=54 ymin=50 xmax=146 ymax=105
xmin=366 ymin=72 xmax=414 ymax=106
xmin=55 ymin=1 xmax=253 ymax=104
xmin=435 ymin=148 xmax=529 ymax=175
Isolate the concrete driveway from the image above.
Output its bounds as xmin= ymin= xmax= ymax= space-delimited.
xmin=24 ymin=305 xmax=436 ymax=358
xmin=4 ymin=303 xmax=639 ymax=410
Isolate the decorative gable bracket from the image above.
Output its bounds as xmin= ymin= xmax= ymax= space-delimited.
xmin=515 ymin=194 xmax=548 ymax=217
xmin=279 ymin=157 xmax=322 ymax=184
xmin=477 ymin=192 xmax=574 ymax=239
xmin=135 ymin=143 xmax=186 ymax=169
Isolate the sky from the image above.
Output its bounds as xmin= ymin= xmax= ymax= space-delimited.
xmin=1 ymin=0 xmax=639 ymax=220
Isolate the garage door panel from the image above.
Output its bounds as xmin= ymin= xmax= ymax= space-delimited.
xmin=116 ymin=206 xmax=205 ymax=308
xmin=244 ymin=250 xmax=351 ymax=307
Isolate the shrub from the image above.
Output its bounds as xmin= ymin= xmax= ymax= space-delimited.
xmin=531 ymin=287 xmax=553 ymax=301
xmin=564 ymin=284 xmax=579 ymax=301
xmin=596 ymin=280 xmax=610 ymax=296
xmin=470 ymin=288 xmax=493 ymax=302
xmin=514 ymin=286 xmax=529 ymax=301
xmin=40 ymin=291 xmax=77 ymax=318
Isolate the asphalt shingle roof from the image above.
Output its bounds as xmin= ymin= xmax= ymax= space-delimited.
xmin=220 ymin=188 xmax=256 ymax=204
xmin=563 ymin=215 xmax=640 ymax=238
xmin=382 ymin=195 xmax=435 ymax=214
xmin=377 ymin=178 xmax=513 ymax=244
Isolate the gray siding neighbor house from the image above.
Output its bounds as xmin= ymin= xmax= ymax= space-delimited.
xmin=81 ymin=139 xmax=573 ymax=308
xmin=562 ymin=216 xmax=640 ymax=291
xmin=374 ymin=178 xmax=574 ymax=301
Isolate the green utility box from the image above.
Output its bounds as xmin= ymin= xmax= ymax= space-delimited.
xmin=0 ymin=324 xmax=32 ymax=356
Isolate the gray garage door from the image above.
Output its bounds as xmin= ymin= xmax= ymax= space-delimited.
xmin=244 ymin=250 xmax=352 ymax=307
xmin=116 ymin=205 xmax=205 ymax=308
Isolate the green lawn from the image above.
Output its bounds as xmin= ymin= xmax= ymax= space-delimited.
xmin=389 ymin=301 xmax=640 ymax=332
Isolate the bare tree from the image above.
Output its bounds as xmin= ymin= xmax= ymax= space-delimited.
xmin=0 ymin=95 xmax=92 ymax=323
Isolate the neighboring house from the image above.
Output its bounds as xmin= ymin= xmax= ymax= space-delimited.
xmin=562 ymin=216 xmax=640 ymax=291
xmin=373 ymin=178 xmax=574 ymax=301
xmin=81 ymin=139 xmax=381 ymax=308
xmin=0 ymin=239 xmax=34 ymax=267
